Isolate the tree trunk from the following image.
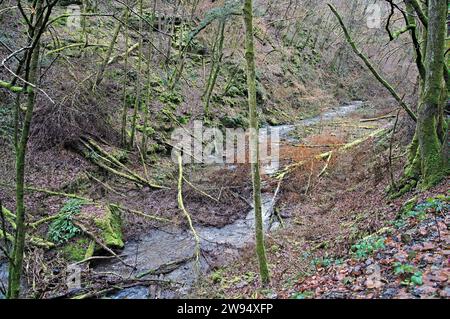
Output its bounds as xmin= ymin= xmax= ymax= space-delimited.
xmin=243 ymin=0 xmax=270 ymax=286
xmin=129 ymin=0 xmax=144 ymax=149
xmin=203 ymin=19 xmax=226 ymax=118
xmin=7 ymin=0 xmax=50 ymax=299
xmin=416 ymin=0 xmax=448 ymax=189
xmin=120 ymin=6 xmax=130 ymax=147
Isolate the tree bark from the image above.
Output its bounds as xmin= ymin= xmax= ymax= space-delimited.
xmin=243 ymin=0 xmax=270 ymax=286
xmin=416 ymin=0 xmax=448 ymax=189
xmin=7 ymin=0 xmax=56 ymax=299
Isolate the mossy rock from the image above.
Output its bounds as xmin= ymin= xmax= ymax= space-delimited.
xmin=94 ymin=205 xmax=124 ymax=249
xmin=61 ymin=237 xmax=93 ymax=262
xmin=77 ymin=204 xmax=124 ymax=250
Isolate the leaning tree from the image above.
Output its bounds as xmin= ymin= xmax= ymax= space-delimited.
xmin=329 ymin=0 xmax=449 ymax=195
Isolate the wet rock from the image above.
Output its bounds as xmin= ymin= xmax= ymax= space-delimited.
xmin=109 ymin=286 xmax=149 ymax=299
xmin=77 ymin=204 xmax=124 ymax=249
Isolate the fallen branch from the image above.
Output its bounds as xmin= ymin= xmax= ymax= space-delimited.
xmin=177 ymin=154 xmax=201 ymax=272
xmin=360 ymin=114 xmax=397 ymax=122
xmin=86 ymin=172 xmax=125 ymax=197
xmin=277 ymin=128 xmax=386 ymax=178
xmin=316 ymin=128 xmax=386 ymax=160
xmin=108 ymin=42 xmax=139 ymax=65
xmin=318 ymin=152 xmax=332 ymax=178
xmin=0 ymin=228 xmax=54 ymax=249
xmin=74 ymin=254 xmax=129 ymax=266
xmin=0 ymin=183 xmax=170 ymax=226
xmin=77 ymin=138 xmax=167 ymax=190
xmin=111 ymin=204 xmax=172 ymax=223
xmin=183 ymin=177 xmax=219 ymax=202
xmin=136 ymin=255 xmax=195 ymax=278
xmin=73 ymin=220 xmax=134 ymax=269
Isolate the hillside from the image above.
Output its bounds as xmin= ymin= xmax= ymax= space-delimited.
xmin=0 ymin=0 xmax=448 ymax=300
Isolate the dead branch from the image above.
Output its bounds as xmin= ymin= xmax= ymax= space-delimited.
xmin=177 ymin=153 xmax=201 ymax=271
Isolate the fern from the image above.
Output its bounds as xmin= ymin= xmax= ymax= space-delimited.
xmin=48 ymin=199 xmax=86 ymax=244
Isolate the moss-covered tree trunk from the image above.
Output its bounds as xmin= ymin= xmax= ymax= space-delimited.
xmin=7 ymin=0 xmax=53 ymax=299
xmin=243 ymin=0 xmax=270 ymax=286
xmin=129 ymin=0 xmax=144 ymax=149
xmin=416 ymin=0 xmax=448 ymax=188
xmin=403 ymin=0 xmax=448 ymax=192
xmin=121 ymin=6 xmax=130 ymax=147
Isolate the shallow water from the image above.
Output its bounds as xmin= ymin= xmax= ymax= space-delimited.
xmin=0 ymin=262 xmax=6 ymax=299
xmin=97 ymin=101 xmax=365 ymax=299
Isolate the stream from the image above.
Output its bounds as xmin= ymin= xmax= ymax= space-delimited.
xmin=0 ymin=101 xmax=364 ymax=299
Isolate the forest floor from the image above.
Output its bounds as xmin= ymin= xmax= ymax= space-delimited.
xmin=193 ymin=102 xmax=449 ymax=299
xmin=0 ymin=98 xmax=448 ymax=299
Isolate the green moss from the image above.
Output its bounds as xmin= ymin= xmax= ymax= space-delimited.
xmin=111 ymin=148 xmax=129 ymax=163
xmin=94 ymin=205 xmax=124 ymax=249
xmin=418 ymin=114 xmax=446 ymax=189
xmin=62 ymin=238 xmax=90 ymax=262
xmin=84 ymin=240 xmax=96 ymax=259
xmin=158 ymin=90 xmax=183 ymax=107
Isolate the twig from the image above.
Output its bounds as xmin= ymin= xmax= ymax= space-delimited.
xmin=360 ymin=114 xmax=397 ymax=122
xmin=304 ymin=160 xmax=314 ymax=196
xmin=183 ymin=177 xmax=219 ymax=202
xmin=318 ymin=152 xmax=332 ymax=178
